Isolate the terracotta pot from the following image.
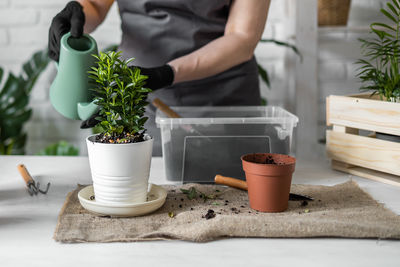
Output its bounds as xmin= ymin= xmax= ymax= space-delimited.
xmin=241 ymin=153 xmax=296 ymax=212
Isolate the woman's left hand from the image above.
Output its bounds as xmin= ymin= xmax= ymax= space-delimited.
xmin=131 ymin=64 xmax=175 ymax=90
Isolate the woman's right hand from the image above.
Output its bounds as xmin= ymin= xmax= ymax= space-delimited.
xmin=48 ymin=1 xmax=85 ymax=62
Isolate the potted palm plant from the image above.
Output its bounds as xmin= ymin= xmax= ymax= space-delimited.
xmin=356 ymin=0 xmax=400 ymax=103
xmin=86 ymin=51 xmax=153 ymax=205
xmin=355 ymin=0 xmax=400 ymax=143
xmin=326 ymin=0 xmax=400 ymax=186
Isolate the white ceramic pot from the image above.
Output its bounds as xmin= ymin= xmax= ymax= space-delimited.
xmin=86 ymin=134 xmax=153 ymax=204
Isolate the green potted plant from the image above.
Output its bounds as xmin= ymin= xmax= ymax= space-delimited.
xmin=356 ymin=0 xmax=400 ymax=103
xmin=326 ymin=0 xmax=400 ymax=185
xmin=86 ymin=51 xmax=153 ymax=205
xmin=356 ymin=0 xmax=400 ymax=141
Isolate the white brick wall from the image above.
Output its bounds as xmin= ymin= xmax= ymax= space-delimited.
xmin=0 ymin=0 xmax=121 ymax=155
xmin=0 ymin=0 xmax=9 ymax=8
xmin=0 ymin=0 xmax=389 ymax=156
xmin=0 ymin=9 xmax=38 ymax=26
xmin=0 ymin=28 xmax=7 ymax=45
xmin=11 ymin=0 xmax=67 ymax=7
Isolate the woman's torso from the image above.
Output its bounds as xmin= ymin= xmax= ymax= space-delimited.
xmin=116 ymin=0 xmax=261 ymax=155
xmin=116 ymin=0 xmax=260 ymax=107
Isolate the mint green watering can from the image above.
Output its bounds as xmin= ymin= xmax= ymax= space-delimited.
xmin=49 ymin=32 xmax=99 ymax=120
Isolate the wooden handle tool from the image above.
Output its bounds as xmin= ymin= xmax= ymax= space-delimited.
xmin=17 ymin=164 xmax=34 ymax=185
xmin=17 ymin=164 xmax=36 ymax=195
xmin=17 ymin=164 xmax=50 ymax=195
xmin=214 ymin=174 xmax=248 ymax=191
xmin=214 ymin=174 xmax=313 ymax=201
xmin=152 ymin=98 xmax=181 ymax=118
xmin=152 ymin=98 xmax=212 ymax=141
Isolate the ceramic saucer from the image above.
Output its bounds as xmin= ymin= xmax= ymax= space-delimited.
xmin=78 ymin=183 xmax=167 ymax=217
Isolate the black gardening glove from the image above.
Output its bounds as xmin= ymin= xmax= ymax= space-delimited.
xmin=132 ymin=64 xmax=175 ymax=90
xmin=80 ymin=112 xmax=100 ymax=129
xmin=48 ymin=1 xmax=85 ymax=62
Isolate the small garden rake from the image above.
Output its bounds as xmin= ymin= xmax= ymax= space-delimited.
xmin=17 ymin=164 xmax=50 ymax=196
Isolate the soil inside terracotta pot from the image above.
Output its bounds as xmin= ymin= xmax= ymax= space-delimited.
xmin=264 ymin=155 xmax=277 ymax=164
xmin=244 ymin=154 xmax=291 ymax=165
xmin=95 ymin=131 xmax=146 ymax=144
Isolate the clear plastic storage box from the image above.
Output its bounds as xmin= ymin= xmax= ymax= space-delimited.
xmin=156 ymin=106 xmax=298 ymax=183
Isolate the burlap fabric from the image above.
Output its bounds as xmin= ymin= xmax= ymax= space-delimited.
xmin=54 ymin=181 xmax=400 ymax=243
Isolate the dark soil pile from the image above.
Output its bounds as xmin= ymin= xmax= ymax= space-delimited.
xmin=265 ymin=155 xmax=277 ymax=164
xmin=244 ymin=154 xmax=288 ymax=165
xmin=95 ymin=131 xmax=146 ymax=144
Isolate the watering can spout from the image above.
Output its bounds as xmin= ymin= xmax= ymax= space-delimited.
xmin=77 ymin=101 xmax=98 ymax=120
xmin=49 ymin=32 xmax=98 ymax=120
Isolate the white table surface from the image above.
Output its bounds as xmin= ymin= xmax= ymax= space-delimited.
xmin=0 ymin=155 xmax=400 ymax=267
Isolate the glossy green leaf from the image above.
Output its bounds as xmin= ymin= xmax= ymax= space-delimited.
xmin=260 ymin=38 xmax=302 ymax=61
xmin=20 ymin=50 xmax=50 ymax=93
xmin=257 ymin=64 xmax=270 ymax=89
xmin=0 ymin=73 xmax=20 ymax=100
xmin=3 ymin=96 xmax=29 ymax=115
xmin=36 ymin=140 xmax=79 ymax=156
xmin=89 ymin=51 xmax=151 ymax=137
xmin=356 ymin=1 xmax=400 ymax=100
xmin=388 ymin=3 xmax=399 ymax=17
xmin=380 ymin=8 xmax=398 ymax=23
xmin=0 ymin=67 xmax=3 ymax=84
xmin=0 ymin=49 xmax=49 ymax=155
xmin=371 ymin=22 xmax=396 ymax=33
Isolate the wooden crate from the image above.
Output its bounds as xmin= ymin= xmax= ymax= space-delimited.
xmin=326 ymin=94 xmax=400 ymax=187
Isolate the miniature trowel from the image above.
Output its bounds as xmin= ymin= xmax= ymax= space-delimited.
xmin=214 ymin=174 xmax=313 ymax=201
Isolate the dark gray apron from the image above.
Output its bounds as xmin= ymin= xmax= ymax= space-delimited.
xmin=116 ymin=0 xmax=261 ymax=155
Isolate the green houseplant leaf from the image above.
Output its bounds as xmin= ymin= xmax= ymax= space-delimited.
xmin=21 ymin=50 xmax=51 ymax=94
xmin=0 ymin=49 xmax=50 ymax=155
xmin=257 ymin=64 xmax=270 ymax=88
xmin=36 ymin=141 xmax=79 ymax=156
xmin=260 ymin=39 xmax=302 ymax=61
xmin=257 ymin=39 xmax=301 ymax=105
xmin=89 ymin=51 xmax=151 ymax=143
xmin=356 ymin=0 xmax=400 ymax=101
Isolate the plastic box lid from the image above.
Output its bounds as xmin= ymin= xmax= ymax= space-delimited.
xmin=155 ymin=106 xmax=299 ymax=126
